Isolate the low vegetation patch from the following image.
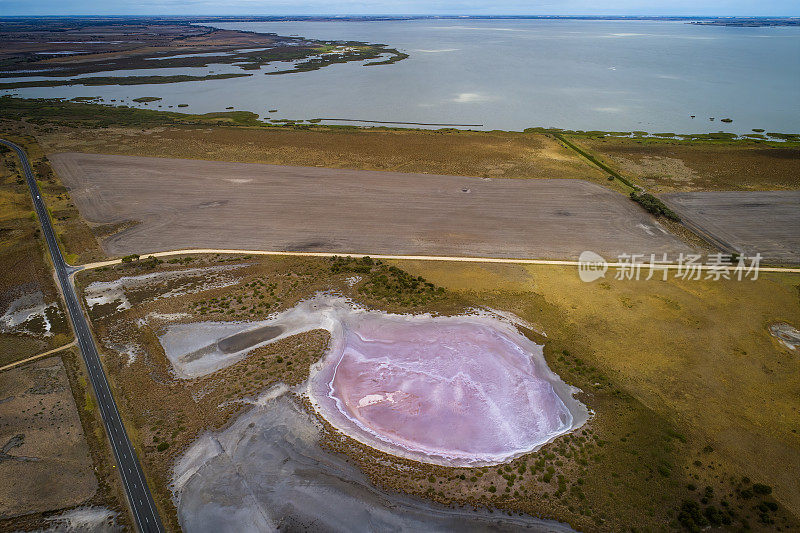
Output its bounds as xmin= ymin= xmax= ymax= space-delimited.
xmin=329 ymin=256 xmax=444 ymax=306
xmin=629 ymin=191 xmax=681 ymax=221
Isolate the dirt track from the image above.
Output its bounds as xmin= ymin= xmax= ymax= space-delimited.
xmin=51 ymin=152 xmax=690 ymax=260
xmin=662 ymin=191 xmax=800 ymax=263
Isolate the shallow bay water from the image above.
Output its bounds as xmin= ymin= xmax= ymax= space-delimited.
xmin=4 ymin=19 xmax=798 ymax=133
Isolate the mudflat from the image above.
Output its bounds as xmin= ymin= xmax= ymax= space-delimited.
xmin=50 ymin=152 xmax=689 ymax=260
xmin=661 ymin=191 xmax=800 ymax=263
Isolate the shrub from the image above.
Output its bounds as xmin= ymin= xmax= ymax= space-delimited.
xmin=677 ymin=500 xmax=708 ymax=531
xmin=703 ymin=505 xmax=724 ymax=526
xmin=752 ymin=483 xmax=772 ymax=495
xmin=629 ymin=192 xmax=681 ymax=221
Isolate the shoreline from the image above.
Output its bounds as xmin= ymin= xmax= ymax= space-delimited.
xmin=318 ymin=117 xmax=485 ymax=126
xmin=303 ymin=298 xmax=591 ymax=467
xmin=2 ymin=96 xmax=798 ymax=142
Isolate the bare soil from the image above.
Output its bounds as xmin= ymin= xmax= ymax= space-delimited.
xmin=50 ymin=152 xmax=690 ymax=260
xmin=0 ymin=357 xmax=97 ymax=518
xmin=661 ymin=190 xmax=800 ymax=263
xmin=78 ymin=255 xmax=800 ymax=532
xmin=0 ymin=136 xmax=72 ymax=365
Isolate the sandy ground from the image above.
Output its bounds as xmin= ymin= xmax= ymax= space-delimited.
xmin=50 ymin=152 xmax=690 ymax=260
xmin=42 ymin=506 xmax=121 ymax=533
xmin=660 ymin=191 xmax=800 ymax=263
xmin=0 ymin=357 xmax=97 ymax=518
xmin=174 ymin=391 xmax=574 ymax=533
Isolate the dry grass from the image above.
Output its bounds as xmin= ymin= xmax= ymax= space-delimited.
xmin=76 ymin=254 xmax=467 ymax=531
xmin=0 ymin=356 xmax=96 ymax=518
xmin=0 ymin=350 xmax=129 ymax=531
xmin=37 ymin=125 xmax=607 ymax=182
xmin=6 ymin=115 xmax=800 ymax=528
xmin=575 ymin=136 xmax=800 ymax=192
xmin=0 ymin=137 xmax=72 ymax=365
xmin=76 ymin=254 xmax=800 ymax=531
xmin=398 ymin=259 xmax=800 ymax=524
xmin=20 ymin=136 xmax=105 ymax=263
xmin=0 ymin=124 xmax=105 ymax=265
xmin=0 ymin=130 xmax=128 ymax=530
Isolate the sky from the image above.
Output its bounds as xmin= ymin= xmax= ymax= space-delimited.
xmin=0 ymin=0 xmax=797 ymax=17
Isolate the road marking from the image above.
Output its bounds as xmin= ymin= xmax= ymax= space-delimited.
xmin=2 ymin=138 xmax=164 ymax=533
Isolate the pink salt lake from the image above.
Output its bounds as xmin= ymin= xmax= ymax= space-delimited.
xmin=309 ymin=310 xmax=588 ymax=466
xmin=157 ymin=296 xmax=588 ymax=466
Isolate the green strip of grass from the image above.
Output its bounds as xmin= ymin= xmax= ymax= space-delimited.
xmin=0 ymin=96 xmax=262 ymax=127
xmin=0 ymin=73 xmax=251 ymax=90
xmin=553 ymin=133 xmax=638 ymax=189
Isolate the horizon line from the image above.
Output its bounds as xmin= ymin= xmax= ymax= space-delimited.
xmin=1 ymin=14 xmax=798 ymax=18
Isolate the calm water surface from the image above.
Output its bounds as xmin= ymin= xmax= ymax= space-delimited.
xmin=5 ymin=19 xmax=799 ymax=133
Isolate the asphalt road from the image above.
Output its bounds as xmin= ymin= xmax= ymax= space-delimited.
xmin=1 ymin=139 xmax=164 ymax=533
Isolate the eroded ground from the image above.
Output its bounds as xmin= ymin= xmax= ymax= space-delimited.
xmin=50 ymin=152 xmax=689 ymax=260
xmin=157 ymin=293 xmax=588 ymax=465
xmin=0 ymin=136 xmax=127 ymax=532
xmin=175 ymin=391 xmax=572 ymax=532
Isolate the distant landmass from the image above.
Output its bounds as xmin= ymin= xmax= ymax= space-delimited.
xmin=186 ymin=15 xmax=800 ymax=26
xmin=688 ymin=18 xmax=799 ymax=27
xmin=2 ymin=15 xmax=797 ymax=26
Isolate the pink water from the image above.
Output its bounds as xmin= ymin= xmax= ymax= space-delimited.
xmin=317 ymin=318 xmax=576 ymax=465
